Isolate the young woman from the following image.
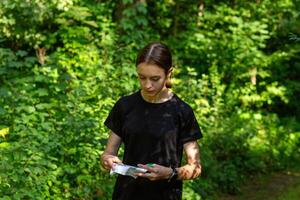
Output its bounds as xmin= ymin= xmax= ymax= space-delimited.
xmin=101 ymin=42 xmax=203 ymax=200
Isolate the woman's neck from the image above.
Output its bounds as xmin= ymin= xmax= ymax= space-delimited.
xmin=141 ymin=88 xmax=173 ymax=103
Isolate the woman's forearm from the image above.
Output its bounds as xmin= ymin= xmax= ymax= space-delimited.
xmin=100 ymin=131 xmax=122 ymax=170
xmin=177 ymin=162 xmax=201 ymax=180
xmin=177 ymin=141 xmax=201 ymax=180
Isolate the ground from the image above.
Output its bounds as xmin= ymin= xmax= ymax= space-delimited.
xmin=218 ymin=169 xmax=300 ymax=200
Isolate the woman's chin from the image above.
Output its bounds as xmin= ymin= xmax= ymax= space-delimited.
xmin=144 ymin=91 xmax=157 ymax=96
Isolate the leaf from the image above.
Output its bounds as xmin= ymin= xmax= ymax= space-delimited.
xmin=48 ymin=163 xmax=57 ymax=170
xmin=0 ymin=195 xmax=11 ymax=200
xmin=83 ymin=20 xmax=98 ymax=28
xmin=0 ymin=142 xmax=9 ymax=148
xmin=0 ymin=128 xmax=9 ymax=138
xmin=35 ymin=88 xmax=49 ymax=97
xmin=35 ymin=103 xmax=53 ymax=110
xmin=16 ymin=50 xmax=28 ymax=57
xmin=24 ymin=106 xmax=36 ymax=113
xmin=41 ymin=122 xmax=52 ymax=131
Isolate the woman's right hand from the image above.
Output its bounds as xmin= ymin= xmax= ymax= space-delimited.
xmin=101 ymin=154 xmax=123 ymax=170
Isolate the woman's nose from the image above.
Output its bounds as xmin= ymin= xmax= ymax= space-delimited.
xmin=145 ymin=80 xmax=152 ymax=89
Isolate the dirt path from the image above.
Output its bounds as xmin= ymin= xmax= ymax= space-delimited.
xmin=218 ymin=170 xmax=300 ymax=200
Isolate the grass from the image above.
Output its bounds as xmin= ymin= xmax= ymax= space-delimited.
xmin=217 ymin=169 xmax=300 ymax=200
xmin=277 ymin=183 xmax=300 ymax=200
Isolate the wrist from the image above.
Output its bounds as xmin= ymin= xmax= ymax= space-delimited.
xmin=165 ymin=167 xmax=173 ymax=180
xmin=167 ymin=167 xmax=178 ymax=182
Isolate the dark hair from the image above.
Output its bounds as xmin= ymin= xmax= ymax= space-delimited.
xmin=136 ymin=42 xmax=173 ymax=88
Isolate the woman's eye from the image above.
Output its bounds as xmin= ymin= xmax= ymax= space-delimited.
xmin=151 ymin=77 xmax=160 ymax=81
xmin=139 ymin=77 xmax=146 ymax=80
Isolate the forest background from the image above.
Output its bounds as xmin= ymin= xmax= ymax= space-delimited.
xmin=0 ymin=0 xmax=300 ymax=199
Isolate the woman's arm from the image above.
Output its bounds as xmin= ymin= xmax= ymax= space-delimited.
xmin=177 ymin=140 xmax=201 ymax=180
xmin=100 ymin=131 xmax=123 ymax=170
xmin=136 ymin=140 xmax=201 ymax=181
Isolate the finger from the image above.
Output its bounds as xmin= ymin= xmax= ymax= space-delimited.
xmin=101 ymin=164 xmax=109 ymax=170
xmin=113 ymin=157 xmax=122 ymax=163
xmin=102 ymin=164 xmax=110 ymax=170
xmin=146 ymin=163 xmax=155 ymax=167
xmin=138 ymin=164 xmax=156 ymax=173
xmin=113 ymin=159 xmax=123 ymax=165
xmin=103 ymin=161 xmax=109 ymax=169
xmin=135 ymin=172 xmax=156 ymax=179
xmin=101 ymin=159 xmax=110 ymax=169
xmin=111 ymin=162 xmax=119 ymax=169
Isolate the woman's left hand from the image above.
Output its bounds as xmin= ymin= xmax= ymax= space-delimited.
xmin=135 ymin=163 xmax=173 ymax=181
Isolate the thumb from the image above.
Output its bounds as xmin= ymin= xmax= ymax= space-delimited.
xmin=113 ymin=157 xmax=123 ymax=164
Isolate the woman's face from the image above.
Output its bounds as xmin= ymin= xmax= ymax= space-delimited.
xmin=137 ymin=62 xmax=168 ymax=97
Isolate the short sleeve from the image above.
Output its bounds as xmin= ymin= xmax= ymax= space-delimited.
xmin=104 ymin=98 xmax=124 ymax=139
xmin=179 ymin=107 xmax=202 ymax=144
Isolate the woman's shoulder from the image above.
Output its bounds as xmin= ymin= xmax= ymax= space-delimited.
xmin=172 ymin=93 xmax=194 ymax=111
xmin=116 ymin=90 xmax=141 ymax=106
xmin=170 ymin=93 xmax=197 ymax=121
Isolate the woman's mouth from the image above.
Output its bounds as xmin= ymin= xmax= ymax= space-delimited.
xmin=145 ymin=90 xmax=155 ymax=93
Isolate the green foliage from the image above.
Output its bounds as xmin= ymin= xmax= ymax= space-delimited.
xmin=0 ymin=0 xmax=300 ymax=199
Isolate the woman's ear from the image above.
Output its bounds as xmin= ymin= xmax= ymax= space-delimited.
xmin=167 ymin=67 xmax=173 ymax=79
xmin=166 ymin=67 xmax=173 ymax=88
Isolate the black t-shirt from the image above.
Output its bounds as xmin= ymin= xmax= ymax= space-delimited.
xmin=104 ymin=90 xmax=202 ymax=200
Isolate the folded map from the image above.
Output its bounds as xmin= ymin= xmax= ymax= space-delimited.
xmin=110 ymin=163 xmax=148 ymax=178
